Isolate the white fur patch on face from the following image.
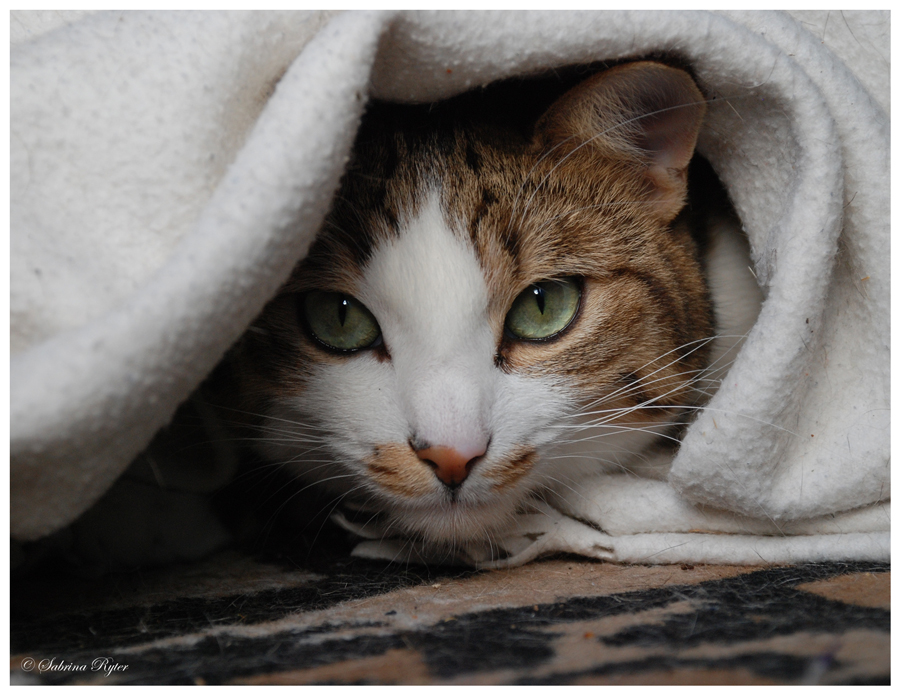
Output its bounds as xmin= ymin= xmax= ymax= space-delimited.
xmin=261 ymin=188 xmax=577 ymax=544
xmin=358 ymin=190 xmax=498 ymax=455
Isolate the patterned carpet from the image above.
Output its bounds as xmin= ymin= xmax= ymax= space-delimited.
xmin=10 ymin=541 xmax=890 ymax=685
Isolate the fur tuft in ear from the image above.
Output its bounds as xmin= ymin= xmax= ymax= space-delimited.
xmin=536 ymin=61 xmax=707 ymax=222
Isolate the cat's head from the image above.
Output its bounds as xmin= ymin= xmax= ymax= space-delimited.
xmin=236 ymin=62 xmax=712 ymax=548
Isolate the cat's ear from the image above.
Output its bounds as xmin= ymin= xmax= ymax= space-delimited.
xmin=536 ymin=62 xmax=706 ymax=223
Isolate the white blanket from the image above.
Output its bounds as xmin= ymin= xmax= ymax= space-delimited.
xmin=11 ymin=11 xmax=889 ymax=566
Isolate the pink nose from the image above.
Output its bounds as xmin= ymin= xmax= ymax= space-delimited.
xmin=415 ymin=445 xmax=485 ymax=488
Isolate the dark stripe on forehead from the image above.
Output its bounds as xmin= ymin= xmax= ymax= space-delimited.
xmin=469 ymin=188 xmax=498 ymax=241
xmin=380 ymin=205 xmax=399 ymax=233
xmin=465 ymin=139 xmax=482 ymax=174
xmin=500 ymin=226 xmax=521 ymax=265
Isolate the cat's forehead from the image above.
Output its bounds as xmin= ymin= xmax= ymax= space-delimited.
xmin=358 ymin=187 xmax=492 ymax=345
xmin=296 ymin=115 xmax=644 ymax=303
xmin=296 ymin=126 xmax=510 ymax=292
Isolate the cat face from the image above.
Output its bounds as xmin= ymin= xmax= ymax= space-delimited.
xmin=235 ymin=62 xmax=713 ymax=548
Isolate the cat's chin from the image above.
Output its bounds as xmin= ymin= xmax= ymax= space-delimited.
xmin=387 ymin=495 xmax=524 ymax=547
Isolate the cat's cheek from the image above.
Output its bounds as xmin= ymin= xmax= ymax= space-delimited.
xmin=480 ymin=446 xmax=537 ymax=491
xmin=254 ymin=359 xmax=406 ymax=477
xmin=364 ymin=443 xmax=436 ymax=499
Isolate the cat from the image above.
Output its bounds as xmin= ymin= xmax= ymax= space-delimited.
xmin=225 ymin=61 xmax=761 ymax=555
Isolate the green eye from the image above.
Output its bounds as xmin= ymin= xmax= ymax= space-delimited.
xmin=302 ymin=291 xmax=381 ymax=351
xmin=505 ymin=278 xmax=581 ymax=341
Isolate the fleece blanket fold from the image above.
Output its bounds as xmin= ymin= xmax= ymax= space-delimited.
xmin=10 ymin=11 xmax=889 ymax=565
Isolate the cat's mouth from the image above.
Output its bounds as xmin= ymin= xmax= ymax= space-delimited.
xmin=365 ymin=477 xmax=536 ymax=546
xmin=333 ymin=502 xmax=522 ymax=565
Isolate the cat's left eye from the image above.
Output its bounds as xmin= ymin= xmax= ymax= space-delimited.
xmin=302 ymin=291 xmax=382 ymax=352
xmin=505 ymin=277 xmax=581 ymax=341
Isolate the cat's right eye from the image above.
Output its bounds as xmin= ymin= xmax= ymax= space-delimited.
xmin=301 ymin=291 xmax=382 ymax=352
